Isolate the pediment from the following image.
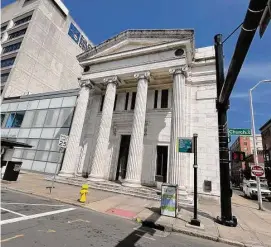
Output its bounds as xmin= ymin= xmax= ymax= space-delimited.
xmin=77 ymin=29 xmax=194 ymax=62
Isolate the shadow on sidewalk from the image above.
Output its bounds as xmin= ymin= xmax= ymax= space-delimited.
xmin=114 ymin=208 xmax=161 ymax=247
xmin=180 ymin=206 xmax=216 ymax=222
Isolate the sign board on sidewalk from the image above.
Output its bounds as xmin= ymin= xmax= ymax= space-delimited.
xmin=251 ymin=165 xmax=265 ymax=177
xmin=178 ymin=138 xmax=192 ymax=153
xmin=58 ymin=134 xmax=69 ymax=148
xmin=161 ymin=184 xmax=178 ymax=218
xmin=228 ymin=128 xmax=251 ymax=136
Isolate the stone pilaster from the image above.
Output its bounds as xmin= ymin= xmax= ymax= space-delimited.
xmin=59 ymin=79 xmax=94 ymax=177
xmin=168 ymin=66 xmax=189 ymax=195
xmin=88 ymin=76 xmax=119 ymax=181
xmin=122 ymin=71 xmax=150 ymax=187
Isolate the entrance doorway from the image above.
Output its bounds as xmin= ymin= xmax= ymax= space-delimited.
xmin=116 ymin=135 xmax=131 ymax=181
xmin=156 ymin=146 xmax=168 ymax=182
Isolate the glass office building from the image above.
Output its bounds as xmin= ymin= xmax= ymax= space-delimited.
xmin=1 ymin=89 xmax=78 ymax=174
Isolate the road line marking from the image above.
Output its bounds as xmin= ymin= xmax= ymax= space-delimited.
xmin=1 ymin=203 xmax=65 ymax=207
xmin=0 ymin=207 xmax=26 ymax=217
xmin=135 ymin=234 xmax=155 ymax=241
xmin=67 ymin=219 xmax=90 ymax=224
xmin=0 ymin=207 xmax=76 ymax=226
xmin=38 ymin=229 xmax=56 ymax=233
xmin=1 ymin=234 xmax=24 ymax=243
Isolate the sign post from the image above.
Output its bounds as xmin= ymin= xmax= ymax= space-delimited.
xmin=190 ymin=134 xmax=200 ymax=227
xmin=46 ymin=134 xmax=69 ymax=193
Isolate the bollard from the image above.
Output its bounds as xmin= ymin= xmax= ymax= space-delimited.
xmin=79 ymin=184 xmax=88 ymax=203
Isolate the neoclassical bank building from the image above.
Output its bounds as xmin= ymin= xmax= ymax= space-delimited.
xmin=59 ymin=29 xmax=220 ymax=201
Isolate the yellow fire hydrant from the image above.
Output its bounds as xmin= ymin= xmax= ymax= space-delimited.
xmin=79 ymin=184 xmax=88 ymax=203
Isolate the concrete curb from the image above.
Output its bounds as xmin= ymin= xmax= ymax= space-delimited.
xmin=2 ymin=186 xmax=259 ymax=247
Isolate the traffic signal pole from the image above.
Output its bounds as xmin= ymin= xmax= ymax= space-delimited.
xmin=214 ymin=34 xmax=237 ymax=227
xmin=214 ymin=0 xmax=268 ymax=227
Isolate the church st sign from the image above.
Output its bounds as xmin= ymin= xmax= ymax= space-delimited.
xmin=228 ymin=128 xmax=251 ymax=136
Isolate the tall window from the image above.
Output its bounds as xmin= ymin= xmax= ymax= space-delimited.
xmin=8 ymin=28 xmax=27 ymax=40
xmin=1 ymin=25 xmax=7 ymax=32
xmin=1 ymin=113 xmax=6 ymax=126
xmin=1 ymin=73 xmax=10 ymax=83
xmin=131 ymin=92 xmax=136 ymax=110
xmin=161 ymin=89 xmax=168 ymax=108
xmin=124 ymin=93 xmax=129 ymax=110
xmin=2 ymin=42 xmax=21 ymax=54
xmin=14 ymin=15 xmax=32 ymax=26
xmin=100 ymin=95 xmax=105 ymax=112
xmin=5 ymin=111 xmax=25 ymax=128
xmin=1 ymin=57 xmax=16 ymax=68
xmin=113 ymin=94 xmax=118 ymax=111
xmin=154 ymin=90 xmax=158 ymax=109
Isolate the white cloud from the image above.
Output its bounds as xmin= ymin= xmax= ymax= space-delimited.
xmin=224 ymin=61 xmax=271 ymax=80
xmin=236 ymin=62 xmax=271 ymax=80
xmin=231 ymin=92 xmax=248 ymax=99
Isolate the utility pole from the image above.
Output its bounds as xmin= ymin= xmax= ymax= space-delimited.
xmin=214 ymin=34 xmax=237 ymax=227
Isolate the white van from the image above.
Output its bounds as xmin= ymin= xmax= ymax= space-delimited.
xmin=243 ymin=179 xmax=271 ymax=201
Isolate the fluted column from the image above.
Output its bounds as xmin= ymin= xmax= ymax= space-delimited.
xmin=88 ymin=76 xmax=119 ymax=181
xmin=122 ymin=71 xmax=150 ymax=187
xmin=168 ymin=67 xmax=188 ymax=189
xmin=59 ymin=79 xmax=94 ymax=177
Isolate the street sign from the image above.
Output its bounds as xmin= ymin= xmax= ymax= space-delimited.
xmin=178 ymin=138 xmax=192 ymax=153
xmin=251 ymin=165 xmax=265 ymax=177
xmin=58 ymin=134 xmax=69 ymax=148
xmin=228 ymin=128 xmax=251 ymax=136
xmin=259 ymin=0 xmax=271 ymax=38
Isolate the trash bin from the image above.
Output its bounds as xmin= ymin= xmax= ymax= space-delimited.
xmin=3 ymin=161 xmax=22 ymax=181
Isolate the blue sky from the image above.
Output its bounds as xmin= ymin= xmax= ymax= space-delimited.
xmin=2 ymin=0 xmax=271 ymax=133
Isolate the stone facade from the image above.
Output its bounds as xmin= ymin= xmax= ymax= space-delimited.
xmin=60 ymin=30 xmax=220 ymax=199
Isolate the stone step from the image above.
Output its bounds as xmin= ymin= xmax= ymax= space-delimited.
xmin=47 ymin=176 xmax=161 ymax=201
xmin=47 ymin=176 xmax=193 ymax=205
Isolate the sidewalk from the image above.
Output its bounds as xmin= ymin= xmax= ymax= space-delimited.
xmin=2 ymin=172 xmax=271 ymax=247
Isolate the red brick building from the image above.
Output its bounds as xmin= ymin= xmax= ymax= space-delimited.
xmin=230 ymin=135 xmax=263 ymax=186
xmin=260 ymin=119 xmax=271 ymax=186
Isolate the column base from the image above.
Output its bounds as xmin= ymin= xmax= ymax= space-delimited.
xmin=122 ymin=179 xmax=142 ymax=188
xmin=58 ymin=171 xmax=75 ymax=178
xmin=87 ymin=174 xmax=105 ymax=182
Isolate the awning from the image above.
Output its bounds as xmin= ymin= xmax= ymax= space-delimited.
xmin=1 ymin=138 xmax=32 ymax=148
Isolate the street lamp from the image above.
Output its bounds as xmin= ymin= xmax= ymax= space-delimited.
xmin=249 ymin=79 xmax=271 ymax=210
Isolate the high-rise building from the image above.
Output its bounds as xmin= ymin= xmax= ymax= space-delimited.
xmin=1 ymin=0 xmax=92 ymax=98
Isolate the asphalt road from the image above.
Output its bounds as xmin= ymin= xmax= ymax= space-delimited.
xmin=1 ymin=189 xmax=230 ymax=247
xmin=233 ymin=188 xmax=271 ymax=211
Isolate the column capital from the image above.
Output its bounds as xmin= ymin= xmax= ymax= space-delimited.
xmin=134 ymin=71 xmax=151 ymax=81
xmin=79 ymin=78 xmax=94 ymax=89
xmin=103 ymin=76 xmax=120 ymax=86
xmin=169 ymin=66 xmax=189 ymax=77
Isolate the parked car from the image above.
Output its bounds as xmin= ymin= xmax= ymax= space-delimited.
xmin=243 ymin=179 xmax=271 ymax=201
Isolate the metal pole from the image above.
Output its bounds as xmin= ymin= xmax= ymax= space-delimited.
xmin=214 ymin=34 xmax=237 ymax=227
xmin=47 ymin=147 xmax=64 ymax=193
xmin=249 ymin=89 xmax=263 ymax=210
xmin=190 ymin=134 xmax=200 ymax=226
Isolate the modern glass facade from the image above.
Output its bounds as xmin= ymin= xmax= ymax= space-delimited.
xmin=1 ymin=90 xmax=78 ymax=174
